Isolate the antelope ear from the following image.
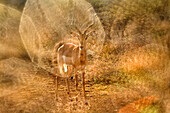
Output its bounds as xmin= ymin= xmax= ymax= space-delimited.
xmin=70 ymin=32 xmax=80 ymax=40
xmin=71 ymin=32 xmax=79 ymax=37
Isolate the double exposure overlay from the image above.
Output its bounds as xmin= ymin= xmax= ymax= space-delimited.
xmin=0 ymin=0 xmax=169 ymax=113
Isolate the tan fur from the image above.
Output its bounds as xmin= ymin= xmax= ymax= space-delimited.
xmin=52 ymin=40 xmax=88 ymax=102
xmin=52 ymin=18 xmax=95 ymax=104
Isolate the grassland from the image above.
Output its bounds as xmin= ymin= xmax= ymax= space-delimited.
xmin=0 ymin=0 xmax=169 ymax=113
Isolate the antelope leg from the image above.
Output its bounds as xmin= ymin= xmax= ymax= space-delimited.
xmin=66 ymin=77 xmax=71 ymax=97
xmin=82 ymin=71 xmax=86 ymax=99
xmin=55 ymin=76 xmax=59 ymax=101
xmin=82 ymin=71 xmax=88 ymax=105
xmin=65 ymin=65 xmax=71 ymax=98
xmin=74 ymin=68 xmax=78 ymax=90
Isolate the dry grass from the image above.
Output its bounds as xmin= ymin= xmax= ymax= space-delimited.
xmin=0 ymin=30 xmax=169 ymax=113
xmin=0 ymin=3 xmax=169 ymax=113
xmin=0 ymin=50 xmax=168 ymax=113
xmin=85 ymin=37 xmax=169 ymax=113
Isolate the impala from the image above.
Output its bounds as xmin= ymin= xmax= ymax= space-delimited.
xmin=52 ymin=17 xmax=95 ymax=104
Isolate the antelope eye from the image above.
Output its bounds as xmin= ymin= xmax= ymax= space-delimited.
xmin=80 ymin=46 xmax=84 ymax=49
xmin=85 ymin=36 xmax=88 ymax=40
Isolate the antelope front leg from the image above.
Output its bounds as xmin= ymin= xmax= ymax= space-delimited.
xmin=82 ymin=71 xmax=88 ymax=104
xmin=74 ymin=68 xmax=78 ymax=90
xmin=66 ymin=76 xmax=71 ymax=98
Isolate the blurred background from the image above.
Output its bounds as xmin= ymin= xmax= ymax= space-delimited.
xmin=0 ymin=0 xmax=169 ymax=113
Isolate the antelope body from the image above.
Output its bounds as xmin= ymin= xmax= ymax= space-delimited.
xmin=55 ymin=41 xmax=87 ymax=75
xmin=52 ymin=17 xmax=95 ymax=104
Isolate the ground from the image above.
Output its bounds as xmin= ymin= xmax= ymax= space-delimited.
xmin=0 ymin=57 xmax=167 ymax=113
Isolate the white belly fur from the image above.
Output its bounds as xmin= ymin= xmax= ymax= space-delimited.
xmin=62 ymin=56 xmax=73 ymax=73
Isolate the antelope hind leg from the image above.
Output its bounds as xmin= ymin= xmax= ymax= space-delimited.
xmin=55 ymin=76 xmax=59 ymax=101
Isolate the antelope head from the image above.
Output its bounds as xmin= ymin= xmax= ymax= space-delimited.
xmin=70 ymin=17 xmax=95 ymax=51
